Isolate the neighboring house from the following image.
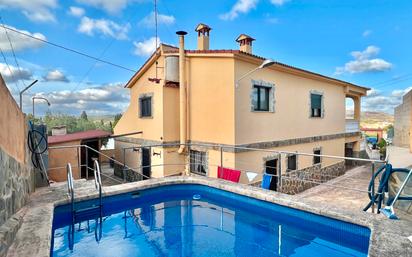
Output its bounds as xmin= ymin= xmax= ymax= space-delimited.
xmin=48 ymin=129 xmax=111 ymax=182
xmin=394 ymin=89 xmax=412 ymax=151
xmin=114 ymin=23 xmax=368 ymax=191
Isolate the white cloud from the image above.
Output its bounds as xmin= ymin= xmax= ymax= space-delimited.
xmin=220 ymin=0 xmax=259 ymax=21
xmin=31 ymin=83 xmax=129 ymax=115
xmin=0 ymin=0 xmax=57 ymax=22
xmin=133 ymin=37 xmax=159 ymax=57
xmin=138 ymin=12 xmax=175 ymax=27
xmin=0 ymin=63 xmax=32 ymax=83
xmin=43 ymin=70 xmax=69 ymax=82
xmin=0 ymin=25 xmax=46 ymax=52
xmin=76 ymin=0 xmax=132 ymax=14
xmin=68 ymin=6 xmax=85 ymax=17
xmin=270 ymin=0 xmax=290 ymax=6
xmin=362 ymin=30 xmax=372 ymax=37
xmin=362 ymin=87 xmax=412 ymax=113
xmin=78 ymin=17 xmax=130 ymax=40
xmin=335 ymin=46 xmax=392 ymax=75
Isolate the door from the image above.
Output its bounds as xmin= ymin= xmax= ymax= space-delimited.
xmin=141 ymin=148 xmax=151 ymax=180
xmin=265 ymin=159 xmax=278 ymax=191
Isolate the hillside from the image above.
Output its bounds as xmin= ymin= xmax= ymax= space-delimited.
xmin=360 ymin=111 xmax=394 ymax=129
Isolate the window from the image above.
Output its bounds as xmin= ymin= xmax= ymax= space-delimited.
xmin=252 ymin=85 xmax=270 ymax=111
xmin=139 ymin=96 xmax=152 ymax=117
xmin=310 ymin=93 xmax=322 ymax=117
xmin=287 ymin=154 xmax=297 ymax=171
xmin=190 ymin=150 xmax=207 ymax=175
xmin=313 ymin=149 xmax=321 ymax=165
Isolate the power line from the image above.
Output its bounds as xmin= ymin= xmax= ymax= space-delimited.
xmin=0 ymin=46 xmax=20 ymax=95
xmin=371 ymin=74 xmax=412 ymax=90
xmin=0 ymin=24 xmax=137 ymax=73
xmin=71 ymin=38 xmax=117 ymax=92
xmin=0 ymin=16 xmax=25 ymax=89
xmin=71 ymin=8 xmax=142 ymax=92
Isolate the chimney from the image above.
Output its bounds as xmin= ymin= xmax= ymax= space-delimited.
xmin=195 ymin=23 xmax=211 ymax=51
xmin=176 ymin=31 xmax=187 ymax=155
xmin=51 ymin=125 xmax=67 ymax=136
xmin=236 ymin=34 xmax=255 ymax=54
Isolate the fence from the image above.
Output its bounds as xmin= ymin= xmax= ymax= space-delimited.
xmin=48 ymin=142 xmax=387 ymax=213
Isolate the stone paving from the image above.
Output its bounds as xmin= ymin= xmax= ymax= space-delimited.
xmin=298 ymin=164 xmax=377 ymax=212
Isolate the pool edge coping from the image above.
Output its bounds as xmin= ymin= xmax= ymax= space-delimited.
xmin=5 ymin=176 xmax=412 ymax=257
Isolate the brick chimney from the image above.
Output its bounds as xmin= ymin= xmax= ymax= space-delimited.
xmin=195 ymin=23 xmax=211 ymax=51
xmin=236 ymin=34 xmax=255 ymax=54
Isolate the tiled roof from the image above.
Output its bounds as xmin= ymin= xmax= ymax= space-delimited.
xmin=127 ymin=43 xmax=369 ymax=91
xmin=163 ymin=49 xmax=368 ymax=89
xmin=48 ymin=130 xmax=111 ymax=144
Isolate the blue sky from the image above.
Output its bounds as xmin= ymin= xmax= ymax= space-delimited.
xmin=0 ymin=0 xmax=411 ymax=115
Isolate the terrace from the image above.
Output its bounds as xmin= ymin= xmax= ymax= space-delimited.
xmin=2 ymin=141 xmax=412 ymax=257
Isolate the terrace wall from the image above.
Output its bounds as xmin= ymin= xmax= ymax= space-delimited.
xmin=394 ymin=90 xmax=412 ymax=150
xmin=0 ymin=76 xmax=35 ymax=256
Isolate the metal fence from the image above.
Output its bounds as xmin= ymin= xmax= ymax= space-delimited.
xmin=48 ymin=142 xmax=387 ymax=213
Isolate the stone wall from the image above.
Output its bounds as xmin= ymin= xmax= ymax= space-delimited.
xmin=279 ymin=161 xmax=346 ymax=195
xmin=0 ymin=148 xmax=34 ymax=226
xmin=114 ymin=164 xmax=145 ymax=182
xmin=0 ymin=75 xmax=35 ymax=256
xmin=394 ymin=90 xmax=412 ymax=148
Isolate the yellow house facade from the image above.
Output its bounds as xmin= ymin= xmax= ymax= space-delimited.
xmin=114 ymin=24 xmax=368 ymax=193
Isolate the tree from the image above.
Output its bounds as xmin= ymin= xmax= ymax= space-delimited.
xmin=80 ymin=111 xmax=88 ymax=121
xmin=113 ymin=113 xmax=122 ymax=128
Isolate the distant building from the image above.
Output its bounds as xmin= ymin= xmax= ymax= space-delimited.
xmin=114 ymin=23 xmax=368 ymax=191
xmin=48 ymin=129 xmax=111 ymax=182
xmin=394 ymin=90 xmax=412 ymax=151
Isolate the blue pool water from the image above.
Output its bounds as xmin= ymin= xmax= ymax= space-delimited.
xmin=52 ymin=184 xmax=370 ymax=257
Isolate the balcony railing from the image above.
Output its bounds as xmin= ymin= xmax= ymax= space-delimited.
xmin=346 ymin=119 xmax=360 ymax=133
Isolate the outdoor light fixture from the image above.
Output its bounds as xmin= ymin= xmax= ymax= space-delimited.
xmin=32 ymin=96 xmax=51 ymax=118
xmin=235 ymin=59 xmax=276 ymax=88
xmin=19 ymin=80 xmax=38 ymax=110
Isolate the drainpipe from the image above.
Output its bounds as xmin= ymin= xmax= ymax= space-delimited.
xmin=176 ymin=31 xmax=187 ymax=154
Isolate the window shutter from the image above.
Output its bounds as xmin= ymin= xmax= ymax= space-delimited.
xmin=311 ymin=94 xmax=322 ymax=109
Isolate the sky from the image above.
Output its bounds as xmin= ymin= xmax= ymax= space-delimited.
xmin=0 ymin=0 xmax=411 ymax=116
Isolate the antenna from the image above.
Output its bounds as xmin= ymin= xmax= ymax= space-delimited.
xmin=154 ymin=0 xmax=158 ymax=79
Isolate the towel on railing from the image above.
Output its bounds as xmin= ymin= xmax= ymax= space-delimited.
xmin=218 ymin=166 xmax=241 ymax=183
xmin=261 ymin=174 xmax=272 ymax=189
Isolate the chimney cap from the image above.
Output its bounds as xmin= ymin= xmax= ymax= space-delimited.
xmin=176 ymin=31 xmax=188 ymax=36
xmin=236 ymin=34 xmax=255 ymax=43
xmin=195 ymin=23 xmax=212 ymax=33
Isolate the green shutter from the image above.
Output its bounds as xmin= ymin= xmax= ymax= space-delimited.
xmin=311 ymin=94 xmax=322 ymax=109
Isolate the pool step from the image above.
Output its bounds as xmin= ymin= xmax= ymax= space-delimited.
xmin=74 ymin=205 xmax=102 ymax=222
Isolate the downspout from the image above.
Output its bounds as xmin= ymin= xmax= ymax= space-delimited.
xmin=176 ymin=31 xmax=187 ymax=154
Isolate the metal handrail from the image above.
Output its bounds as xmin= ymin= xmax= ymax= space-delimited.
xmin=381 ymin=168 xmax=412 ymax=219
xmin=66 ymin=163 xmax=75 ymax=250
xmin=49 ymin=144 xmax=151 ymax=180
xmin=66 ymin=163 xmax=74 ymax=207
xmin=93 ymin=160 xmax=103 ymax=242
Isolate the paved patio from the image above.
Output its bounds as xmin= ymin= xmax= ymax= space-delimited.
xmin=298 ymin=163 xmax=412 ymax=220
xmin=298 ymin=164 xmax=376 ymax=212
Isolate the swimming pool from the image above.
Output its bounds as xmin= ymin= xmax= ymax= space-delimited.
xmin=51 ymin=184 xmax=370 ymax=257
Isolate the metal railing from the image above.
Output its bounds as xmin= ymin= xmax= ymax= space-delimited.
xmin=66 ymin=163 xmax=75 ymax=250
xmin=50 ymin=142 xmax=389 ymax=213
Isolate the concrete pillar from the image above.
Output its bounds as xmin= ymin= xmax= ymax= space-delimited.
xmin=353 ymin=96 xmax=361 ymax=120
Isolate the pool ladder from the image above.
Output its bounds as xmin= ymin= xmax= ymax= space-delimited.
xmin=66 ymin=161 xmax=103 ymax=249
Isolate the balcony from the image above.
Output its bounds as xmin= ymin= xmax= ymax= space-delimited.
xmin=346 ymin=119 xmax=360 ymax=133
